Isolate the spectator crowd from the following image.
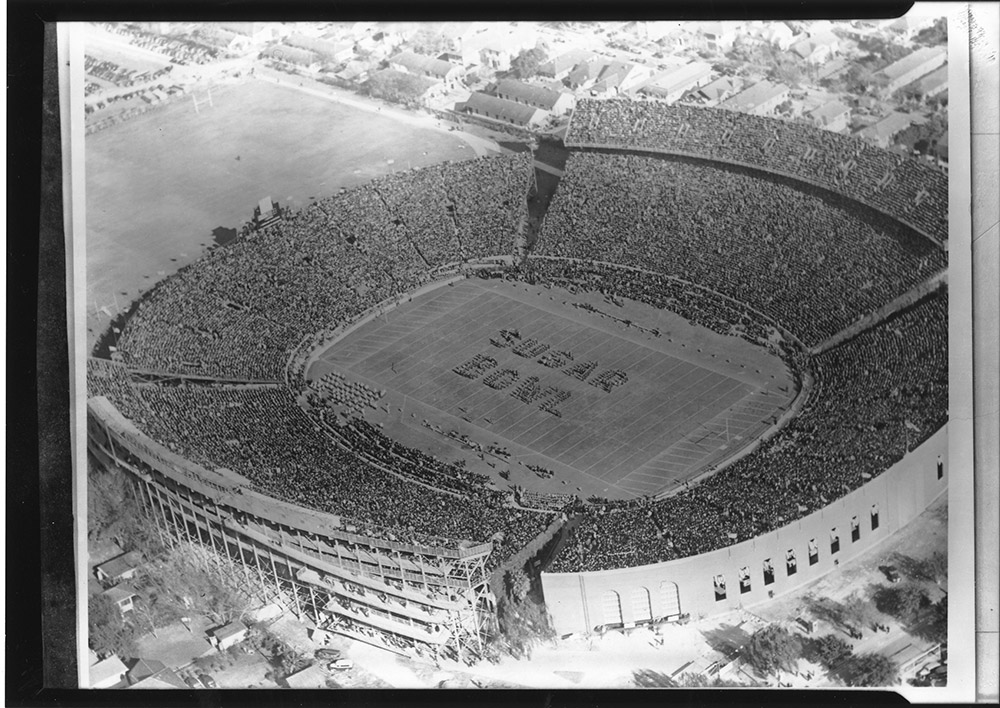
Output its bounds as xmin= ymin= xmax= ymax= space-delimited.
xmin=535 ymin=152 xmax=945 ymax=347
xmin=567 ymin=99 xmax=948 ymax=244
xmin=92 ymin=119 xmax=949 ymax=578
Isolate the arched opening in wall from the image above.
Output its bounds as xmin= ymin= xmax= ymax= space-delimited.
xmin=713 ymin=575 xmax=727 ymax=602
xmin=786 ymin=549 xmax=797 ymax=577
xmin=830 ymin=528 xmax=840 ymax=555
xmin=808 ymin=539 xmax=819 ymax=566
xmin=659 ymin=581 xmax=681 ymax=619
xmin=631 ymin=587 xmax=653 ymax=624
xmin=739 ymin=567 xmax=751 ymax=594
xmin=937 ymin=455 xmax=944 ymax=480
xmin=762 ymin=559 xmax=775 ymax=586
xmin=601 ymin=590 xmax=623 ymax=628
xmin=851 ymin=516 xmax=861 ymax=543
xmin=870 ymin=504 xmax=880 ymax=531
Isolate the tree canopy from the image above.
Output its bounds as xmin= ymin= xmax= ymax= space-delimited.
xmin=743 ymin=625 xmax=802 ymax=676
xmin=89 ymin=593 xmax=139 ymax=659
xmin=509 ymin=47 xmax=548 ymax=79
xmin=847 ymin=652 xmax=899 ymax=686
xmin=362 ymin=69 xmax=433 ymax=106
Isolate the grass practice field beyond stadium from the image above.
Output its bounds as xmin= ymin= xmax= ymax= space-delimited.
xmin=310 ymin=278 xmax=797 ymax=500
xmin=85 ymin=78 xmax=473 ymax=348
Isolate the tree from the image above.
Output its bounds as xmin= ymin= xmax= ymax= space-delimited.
xmin=812 ymin=634 xmax=854 ymax=669
xmin=743 ymin=625 xmax=802 ymax=676
xmin=362 ymin=70 xmax=432 ymax=106
xmin=914 ymin=17 xmax=947 ymax=47
xmin=841 ymin=592 xmax=879 ymax=630
xmin=495 ymin=592 xmax=555 ymax=659
xmin=409 ymin=27 xmax=449 ymax=56
xmin=847 ymin=653 xmax=899 ymax=687
xmin=873 ymin=582 xmax=929 ymax=625
xmin=509 ymin=47 xmax=548 ymax=79
xmin=89 ymin=593 xmax=139 ymax=659
xmin=140 ymin=542 xmax=254 ymax=627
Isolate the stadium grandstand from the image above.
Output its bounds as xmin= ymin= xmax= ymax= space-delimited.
xmin=89 ymin=99 xmax=947 ymax=656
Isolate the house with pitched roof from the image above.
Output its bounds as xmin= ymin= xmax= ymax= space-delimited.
xmin=90 ymin=655 xmax=128 ymax=689
xmin=790 ymin=31 xmax=841 ymax=65
xmin=101 ymin=585 xmax=137 ymax=616
xmin=877 ymin=47 xmax=947 ymax=93
xmin=719 ymin=80 xmax=790 ymax=116
xmin=857 ymin=111 xmax=914 ymax=148
xmin=493 ymin=78 xmax=575 ymax=114
xmin=638 ymin=62 xmax=713 ymax=103
xmin=95 ymin=551 xmax=143 ymax=585
xmin=389 ymin=51 xmax=465 ymax=89
xmin=538 ymin=48 xmax=598 ymax=81
xmin=808 ymin=100 xmax=851 ymax=133
xmin=458 ymin=92 xmax=549 ymax=128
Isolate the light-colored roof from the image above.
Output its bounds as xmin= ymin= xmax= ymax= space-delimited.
xmin=96 ymin=551 xmax=142 ymax=579
xmin=880 ymin=47 xmax=946 ymax=81
xmin=809 ymin=100 xmax=850 ymax=121
xmin=720 ymin=80 xmax=789 ymax=111
xmin=540 ymin=48 xmax=597 ymax=75
xmin=390 ymin=51 xmax=462 ymax=79
xmin=90 ymin=656 xmax=128 ymax=687
xmin=212 ymin=620 xmax=248 ymax=641
xmin=912 ymin=65 xmax=948 ymax=92
xmin=102 ymin=585 xmax=137 ymax=603
xmin=859 ymin=111 xmax=913 ymax=141
xmin=494 ymin=79 xmax=567 ymax=110
xmin=642 ymin=62 xmax=712 ymax=95
xmin=462 ymin=92 xmax=545 ymax=125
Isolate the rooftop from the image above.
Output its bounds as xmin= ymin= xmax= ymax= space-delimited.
xmin=494 ymin=78 xmax=568 ymax=110
xmin=859 ymin=111 xmax=914 ymax=141
xmin=642 ymin=62 xmax=713 ymax=95
xmin=809 ymin=100 xmax=850 ymax=121
xmin=720 ymin=80 xmax=789 ymax=112
xmin=461 ymin=92 xmax=545 ymax=125
xmin=96 ymin=551 xmax=142 ymax=579
xmin=880 ymin=46 xmax=946 ymax=81
xmin=390 ymin=51 xmax=462 ymax=79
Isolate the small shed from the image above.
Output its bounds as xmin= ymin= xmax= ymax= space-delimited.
xmin=101 ymin=586 xmax=137 ymax=616
xmin=90 ymin=655 xmax=128 ymax=689
xmin=210 ymin=620 xmax=249 ymax=651
xmin=95 ymin=551 xmax=143 ymax=585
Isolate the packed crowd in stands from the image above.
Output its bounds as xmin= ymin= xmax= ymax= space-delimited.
xmin=93 ymin=132 xmax=948 ymax=578
xmin=116 ymin=154 xmax=533 ymax=381
xmin=567 ymin=99 xmax=948 ymax=244
xmin=88 ymin=361 xmax=550 ymax=570
xmin=99 ymin=23 xmax=222 ymax=65
xmin=535 ymin=152 xmax=945 ymax=347
xmin=550 ymin=289 xmax=947 ymax=572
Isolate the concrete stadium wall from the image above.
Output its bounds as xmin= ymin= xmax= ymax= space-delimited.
xmin=540 ymin=426 xmax=947 ymax=636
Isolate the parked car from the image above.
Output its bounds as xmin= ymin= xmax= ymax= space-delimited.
xmin=315 ymin=648 xmax=342 ymax=661
xmin=198 ymin=674 xmax=217 ymax=689
xmin=184 ymin=676 xmax=200 ymax=689
xmin=883 ymin=566 xmax=901 ymax=583
xmin=327 ymin=659 xmax=354 ymax=671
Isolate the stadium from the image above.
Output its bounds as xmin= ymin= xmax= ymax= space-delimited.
xmin=87 ymin=98 xmax=948 ymax=662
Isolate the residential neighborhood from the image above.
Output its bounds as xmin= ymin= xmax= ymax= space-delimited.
xmin=83 ymin=17 xmax=949 ymax=164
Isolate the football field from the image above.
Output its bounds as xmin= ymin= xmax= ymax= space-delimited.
xmin=311 ymin=279 xmax=795 ymax=499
